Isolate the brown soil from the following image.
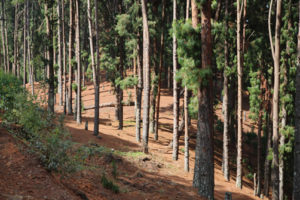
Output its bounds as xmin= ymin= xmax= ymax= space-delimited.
xmin=0 ymin=77 xmax=266 ymax=200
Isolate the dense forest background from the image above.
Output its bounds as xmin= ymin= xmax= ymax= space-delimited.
xmin=1 ymin=0 xmax=300 ymax=199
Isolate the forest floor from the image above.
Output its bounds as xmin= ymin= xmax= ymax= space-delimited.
xmin=0 ymin=75 xmax=265 ymax=200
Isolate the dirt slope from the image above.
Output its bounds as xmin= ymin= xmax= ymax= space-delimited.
xmin=0 ymin=128 xmax=80 ymax=200
xmin=0 ymin=77 xmax=266 ymax=200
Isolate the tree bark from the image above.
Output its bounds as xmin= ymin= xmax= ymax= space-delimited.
xmin=136 ymin=39 xmax=143 ymax=142
xmin=236 ymin=0 xmax=243 ymax=189
xmin=172 ymin=0 xmax=179 ymax=161
xmin=141 ymin=0 xmax=150 ymax=153
xmin=184 ymin=0 xmax=190 ymax=172
xmin=1 ymin=0 xmax=7 ymax=73
xmin=222 ymin=0 xmax=229 ymax=182
xmin=68 ymin=0 xmax=74 ymax=115
xmin=256 ymin=107 xmax=262 ymax=196
xmin=154 ymin=0 xmax=166 ymax=141
xmin=117 ymin=43 xmax=124 ymax=130
xmin=93 ymin=0 xmax=100 ymax=136
xmin=75 ymin=0 xmax=81 ymax=124
xmin=57 ymin=0 xmax=63 ymax=106
xmin=192 ymin=0 xmax=214 ymax=199
xmin=45 ymin=1 xmax=55 ymax=113
xmin=13 ymin=3 xmax=19 ymax=76
xmin=271 ymin=0 xmax=282 ymax=199
xmin=62 ymin=0 xmax=67 ymax=114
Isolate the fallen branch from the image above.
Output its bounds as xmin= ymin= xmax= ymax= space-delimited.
xmin=84 ymin=101 xmax=135 ymax=110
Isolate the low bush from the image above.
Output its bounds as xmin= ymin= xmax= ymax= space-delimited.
xmin=101 ymin=174 xmax=120 ymax=193
xmin=0 ymin=71 xmax=83 ymax=173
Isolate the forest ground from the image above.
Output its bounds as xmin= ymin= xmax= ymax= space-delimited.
xmin=0 ymin=74 xmax=264 ymax=200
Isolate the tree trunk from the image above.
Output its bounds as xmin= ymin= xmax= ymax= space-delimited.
xmin=68 ymin=0 xmax=74 ymax=115
xmin=93 ymin=0 xmax=100 ymax=136
xmin=154 ymin=0 xmax=166 ymax=141
xmin=57 ymin=0 xmax=63 ymax=106
xmin=3 ymin=0 xmax=9 ymax=73
xmin=45 ymin=2 xmax=55 ymax=113
xmin=172 ymin=0 xmax=179 ymax=161
xmin=236 ymin=0 xmax=243 ymax=189
xmin=27 ymin=1 xmax=33 ymax=95
xmin=75 ymin=0 xmax=81 ymax=124
xmin=62 ymin=0 xmax=67 ymax=114
xmin=256 ymin=108 xmax=262 ymax=196
xmin=136 ymin=40 xmax=142 ymax=142
xmin=13 ymin=3 xmax=19 ymax=76
xmin=87 ymin=0 xmax=95 ymax=84
xmin=222 ymin=0 xmax=229 ymax=182
xmin=118 ymin=36 xmax=124 ymax=130
xmin=141 ymin=0 xmax=150 ymax=153
xmin=184 ymin=0 xmax=190 ymax=173
xmin=293 ymin=1 xmax=300 ymax=198
xmin=271 ymin=0 xmax=282 ymax=199
xmin=1 ymin=0 xmax=7 ymax=73
xmin=192 ymin=0 xmax=214 ymax=199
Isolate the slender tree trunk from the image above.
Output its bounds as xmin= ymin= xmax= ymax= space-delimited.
xmin=136 ymin=40 xmax=142 ymax=142
xmin=154 ymin=0 xmax=166 ymax=141
xmin=62 ymin=0 xmax=67 ymax=114
xmin=75 ymin=0 xmax=81 ymax=124
xmin=256 ymin=106 xmax=262 ymax=196
xmin=1 ymin=0 xmax=7 ymax=73
xmin=141 ymin=0 xmax=150 ymax=153
xmin=27 ymin=1 xmax=33 ymax=95
xmin=118 ymin=36 xmax=124 ymax=130
xmin=13 ymin=4 xmax=19 ymax=76
xmin=236 ymin=0 xmax=243 ymax=189
xmin=222 ymin=0 xmax=229 ymax=182
xmin=184 ymin=0 xmax=190 ymax=172
xmin=87 ymin=0 xmax=95 ymax=84
xmin=270 ymin=0 xmax=282 ymax=199
xmin=3 ymin=0 xmax=8 ymax=73
xmin=45 ymin=2 xmax=55 ymax=113
xmin=58 ymin=0 xmax=63 ymax=106
xmin=172 ymin=0 xmax=179 ymax=161
xmin=23 ymin=0 xmax=27 ymax=86
xmin=192 ymin=0 xmax=214 ymax=199
xmin=293 ymin=1 xmax=300 ymax=199
xmin=93 ymin=0 xmax=100 ymax=136
xmin=68 ymin=0 xmax=74 ymax=115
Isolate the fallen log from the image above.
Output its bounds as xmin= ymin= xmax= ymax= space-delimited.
xmin=84 ymin=101 xmax=135 ymax=110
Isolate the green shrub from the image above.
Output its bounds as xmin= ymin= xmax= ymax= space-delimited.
xmin=0 ymin=71 xmax=82 ymax=174
xmin=101 ymin=174 xmax=119 ymax=193
xmin=112 ymin=160 xmax=117 ymax=178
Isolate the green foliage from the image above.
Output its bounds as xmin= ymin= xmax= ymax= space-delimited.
xmin=173 ymin=20 xmax=205 ymax=92
xmin=0 ymin=73 xmax=83 ymax=174
xmin=116 ymin=75 xmax=137 ymax=90
xmin=112 ymin=160 xmax=118 ymax=178
xmin=248 ymin=71 xmax=262 ymax=122
xmin=101 ymin=174 xmax=120 ymax=193
xmin=188 ymin=95 xmax=198 ymax=119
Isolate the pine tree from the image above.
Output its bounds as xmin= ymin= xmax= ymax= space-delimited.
xmin=191 ymin=0 xmax=214 ymax=198
xmin=172 ymin=0 xmax=179 ymax=161
xmin=141 ymin=0 xmax=150 ymax=153
xmin=75 ymin=0 xmax=81 ymax=124
xmin=236 ymin=0 xmax=243 ymax=189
